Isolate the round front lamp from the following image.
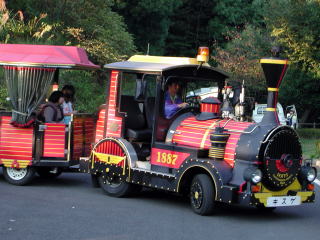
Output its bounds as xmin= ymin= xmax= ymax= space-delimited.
xmin=244 ymin=167 xmax=262 ymax=184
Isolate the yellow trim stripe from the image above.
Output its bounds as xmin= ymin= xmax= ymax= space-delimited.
xmin=266 ymin=108 xmax=276 ymax=112
xmin=268 ymin=88 xmax=279 ymax=92
xmin=201 ymin=121 xmax=217 ymax=149
xmin=128 ymin=55 xmax=198 ymax=65
xmin=260 ymin=59 xmax=290 ymax=64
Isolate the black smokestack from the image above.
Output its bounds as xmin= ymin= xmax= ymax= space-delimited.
xmin=260 ymin=58 xmax=289 ymax=125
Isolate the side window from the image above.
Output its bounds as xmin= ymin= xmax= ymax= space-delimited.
xmin=145 ymin=75 xmax=157 ymax=98
xmin=121 ymin=73 xmax=136 ymax=96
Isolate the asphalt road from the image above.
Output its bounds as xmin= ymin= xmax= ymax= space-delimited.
xmin=0 ymin=170 xmax=319 ymax=240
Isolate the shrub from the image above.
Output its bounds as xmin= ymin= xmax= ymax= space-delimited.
xmin=296 ymin=128 xmax=320 ymax=139
xmin=316 ymin=140 xmax=320 ymax=157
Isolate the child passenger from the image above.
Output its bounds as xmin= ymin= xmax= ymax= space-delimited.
xmin=61 ymin=85 xmax=77 ymax=124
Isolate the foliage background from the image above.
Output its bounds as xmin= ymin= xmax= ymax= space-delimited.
xmin=0 ymin=0 xmax=319 ymax=123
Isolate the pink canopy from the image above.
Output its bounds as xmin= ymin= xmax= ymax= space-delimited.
xmin=0 ymin=44 xmax=99 ymax=69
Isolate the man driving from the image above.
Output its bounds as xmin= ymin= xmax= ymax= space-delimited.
xmin=164 ymin=81 xmax=188 ymax=118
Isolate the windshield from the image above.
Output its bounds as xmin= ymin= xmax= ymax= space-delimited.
xmin=163 ymin=77 xmax=222 ymax=119
xmin=165 ymin=77 xmax=220 ymax=100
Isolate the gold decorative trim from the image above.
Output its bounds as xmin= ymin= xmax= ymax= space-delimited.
xmin=267 ymin=88 xmax=279 ymax=92
xmin=260 ymin=59 xmax=289 ymax=64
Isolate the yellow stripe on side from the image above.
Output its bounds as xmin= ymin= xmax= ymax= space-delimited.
xmin=1 ymin=159 xmax=31 ymax=168
xmin=266 ymin=108 xmax=276 ymax=112
xmin=260 ymin=59 xmax=290 ymax=64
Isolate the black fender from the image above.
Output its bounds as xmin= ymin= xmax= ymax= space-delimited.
xmin=90 ymin=137 xmax=138 ymax=182
xmin=174 ymin=158 xmax=233 ymax=201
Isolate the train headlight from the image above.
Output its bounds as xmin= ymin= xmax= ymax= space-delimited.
xmin=244 ymin=168 xmax=262 ymax=184
xmin=300 ymin=166 xmax=317 ymax=183
xmin=307 ymin=167 xmax=317 ymax=182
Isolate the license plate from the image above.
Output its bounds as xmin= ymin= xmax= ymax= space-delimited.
xmin=266 ymin=196 xmax=301 ymax=207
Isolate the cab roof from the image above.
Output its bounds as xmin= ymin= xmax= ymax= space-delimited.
xmin=104 ymin=55 xmax=229 ymax=78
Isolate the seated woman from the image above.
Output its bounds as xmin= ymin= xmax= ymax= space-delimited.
xmin=164 ymin=81 xmax=188 ymax=118
xmin=42 ymin=91 xmax=65 ymax=123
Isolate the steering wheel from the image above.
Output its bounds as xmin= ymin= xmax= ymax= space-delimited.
xmin=186 ymin=95 xmax=201 ymax=108
xmin=173 ymin=106 xmax=199 ymax=117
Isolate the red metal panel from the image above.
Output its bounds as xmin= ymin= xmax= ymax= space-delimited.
xmin=94 ymin=139 xmax=125 ymax=167
xmin=0 ymin=116 xmax=33 ymax=168
xmin=105 ymin=71 xmax=123 ymax=138
xmin=171 ymin=116 xmax=254 ymax=167
xmin=95 ymin=109 xmax=105 ymax=142
xmin=84 ymin=118 xmax=95 ymax=156
xmin=150 ymin=148 xmax=190 ymax=169
xmin=43 ymin=123 xmax=66 ymax=158
xmin=72 ymin=118 xmax=83 ymax=160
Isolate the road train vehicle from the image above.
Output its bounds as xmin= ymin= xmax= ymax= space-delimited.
xmin=0 ymin=44 xmax=317 ymax=215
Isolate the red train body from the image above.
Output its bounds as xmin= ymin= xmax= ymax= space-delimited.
xmin=0 ymin=44 xmax=316 ymax=215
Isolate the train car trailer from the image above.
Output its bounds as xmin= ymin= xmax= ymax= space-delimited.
xmin=80 ymin=47 xmax=317 ymax=215
xmin=0 ymin=44 xmax=99 ymax=185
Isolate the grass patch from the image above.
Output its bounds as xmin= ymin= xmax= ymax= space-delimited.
xmin=301 ymin=138 xmax=318 ymax=159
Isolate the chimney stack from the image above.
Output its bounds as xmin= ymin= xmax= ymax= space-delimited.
xmin=260 ymin=58 xmax=289 ymax=125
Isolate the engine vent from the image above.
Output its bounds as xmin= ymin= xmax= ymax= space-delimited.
xmin=262 ymin=129 xmax=302 ymax=191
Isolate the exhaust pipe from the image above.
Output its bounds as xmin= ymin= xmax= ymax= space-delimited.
xmin=260 ymin=58 xmax=289 ymax=125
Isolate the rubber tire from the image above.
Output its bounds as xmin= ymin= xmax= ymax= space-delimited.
xmin=98 ymin=176 xmax=140 ymax=197
xmin=36 ymin=167 xmax=62 ymax=178
xmin=3 ymin=166 xmax=35 ymax=186
xmin=91 ymin=174 xmax=100 ymax=188
xmin=190 ymin=174 xmax=216 ymax=216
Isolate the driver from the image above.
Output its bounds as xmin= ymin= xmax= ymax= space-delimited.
xmin=164 ymin=81 xmax=188 ymax=118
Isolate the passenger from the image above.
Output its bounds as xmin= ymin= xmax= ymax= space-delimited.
xmin=42 ymin=91 xmax=64 ymax=123
xmin=61 ymin=85 xmax=77 ymax=124
xmin=164 ymin=81 xmax=188 ymax=119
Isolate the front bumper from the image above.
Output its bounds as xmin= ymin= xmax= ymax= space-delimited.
xmin=237 ymin=190 xmax=315 ymax=207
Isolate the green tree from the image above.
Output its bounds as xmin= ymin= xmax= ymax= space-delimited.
xmin=265 ymin=0 xmax=320 ymax=78
xmin=213 ymin=25 xmax=274 ymax=102
xmin=263 ymin=0 xmax=320 ymax=121
xmin=2 ymin=0 xmax=137 ymax=112
xmin=113 ymin=0 xmax=182 ymax=55
xmin=165 ymin=0 xmax=264 ymax=57
xmin=7 ymin=0 xmax=136 ymax=64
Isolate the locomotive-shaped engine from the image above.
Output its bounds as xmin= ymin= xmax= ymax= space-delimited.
xmin=85 ymin=52 xmax=317 ymax=215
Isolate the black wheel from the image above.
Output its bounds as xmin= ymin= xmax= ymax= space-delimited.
xmin=36 ymin=167 xmax=62 ymax=178
xmin=190 ymin=174 xmax=216 ymax=215
xmin=3 ymin=166 xmax=35 ymax=185
xmin=98 ymin=175 xmax=140 ymax=197
xmin=91 ymin=174 xmax=100 ymax=188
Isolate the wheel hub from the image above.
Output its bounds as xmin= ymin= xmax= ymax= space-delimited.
xmin=6 ymin=167 xmax=28 ymax=180
xmin=191 ymin=182 xmax=203 ymax=209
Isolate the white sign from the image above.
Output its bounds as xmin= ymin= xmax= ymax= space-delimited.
xmin=266 ymin=196 xmax=301 ymax=207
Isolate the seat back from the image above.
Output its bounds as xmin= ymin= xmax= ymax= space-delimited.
xmin=145 ymin=97 xmax=155 ymax=129
xmin=120 ymin=95 xmax=145 ymax=130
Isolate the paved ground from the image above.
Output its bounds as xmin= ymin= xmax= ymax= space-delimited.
xmin=0 ymin=170 xmax=319 ymax=240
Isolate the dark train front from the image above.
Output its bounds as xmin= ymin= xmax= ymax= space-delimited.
xmin=167 ymin=58 xmax=316 ymax=210
xmin=85 ymin=53 xmax=317 ymax=216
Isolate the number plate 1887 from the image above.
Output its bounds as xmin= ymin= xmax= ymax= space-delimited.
xmin=266 ymin=196 xmax=301 ymax=207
